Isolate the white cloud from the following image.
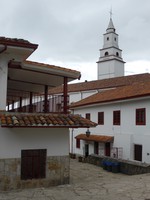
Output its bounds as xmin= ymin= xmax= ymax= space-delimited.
xmin=0 ymin=0 xmax=150 ymax=81
xmin=125 ymin=60 xmax=150 ymax=75
xmin=39 ymin=58 xmax=97 ymax=83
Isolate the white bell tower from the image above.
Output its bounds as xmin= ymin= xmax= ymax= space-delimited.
xmin=97 ymin=16 xmax=125 ymax=80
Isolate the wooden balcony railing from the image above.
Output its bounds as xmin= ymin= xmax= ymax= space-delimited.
xmin=7 ymin=94 xmax=69 ymax=114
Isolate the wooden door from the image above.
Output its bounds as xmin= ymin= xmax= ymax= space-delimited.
xmin=105 ymin=142 xmax=110 ymax=156
xmin=85 ymin=144 xmax=89 ymax=157
xmin=94 ymin=142 xmax=99 ymax=155
xmin=134 ymin=144 xmax=142 ymax=161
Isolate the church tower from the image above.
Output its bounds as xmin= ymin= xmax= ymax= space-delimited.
xmin=97 ymin=17 xmax=125 ymax=80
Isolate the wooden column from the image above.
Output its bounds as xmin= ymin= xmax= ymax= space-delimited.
xmin=44 ymin=85 xmax=48 ymax=113
xmin=7 ymin=102 xmax=10 ymax=111
xmin=63 ymin=77 xmax=68 ymax=114
xmin=19 ymin=97 xmax=22 ymax=112
xmin=29 ymin=92 xmax=33 ymax=113
xmin=12 ymin=100 xmax=14 ymax=111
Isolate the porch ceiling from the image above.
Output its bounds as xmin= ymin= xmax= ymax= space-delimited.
xmin=75 ymin=134 xmax=114 ymax=142
xmin=7 ymin=60 xmax=81 ymax=103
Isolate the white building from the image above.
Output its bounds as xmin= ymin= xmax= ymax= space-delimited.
xmin=0 ymin=37 xmax=96 ymax=190
xmin=71 ymin=81 xmax=150 ymax=163
xmin=49 ymin=17 xmax=150 ymax=164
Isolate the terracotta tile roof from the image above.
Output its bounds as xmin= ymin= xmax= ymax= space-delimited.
xmin=0 ymin=113 xmax=97 ymax=128
xmin=48 ymin=73 xmax=150 ymax=94
xmin=0 ymin=37 xmax=38 ymax=50
xmin=75 ymin=134 xmax=114 ymax=142
xmin=24 ymin=60 xmax=81 ymax=79
xmin=70 ymin=81 xmax=150 ymax=108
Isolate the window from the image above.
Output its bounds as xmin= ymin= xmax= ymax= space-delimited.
xmin=98 ymin=112 xmax=104 ymax=125
xmin=76 ymin=139 xmax=80 ymax=149
xmin=136 ymin=108 xmax=146 ymax=125
xmin=105 ymin=52 xmax=109 ymax=56
xmin=113 ymin=110 xmax=121 ymax=125
xmin=21 ymin=149 xmax=47 ymax=180
xmin=107 ymin=37 xmax=109 ymax=41
xmin=85 ymin=113 xmax=91 ymax=120
xmin=116 ymin=52 xmax=119 ymax=57
xmin=114 ymin=37 xmax=116 ymax=41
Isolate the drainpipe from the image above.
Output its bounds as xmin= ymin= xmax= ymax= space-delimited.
xmin=71 ymin=109 xmax=75 ymax=154
xmin=71 ymin=128 xmax=74 ymax=154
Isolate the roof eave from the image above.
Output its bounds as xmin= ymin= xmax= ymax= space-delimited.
xmin=1 ymin=125 xmax=96 ymax=128
xmin=70 ymin=94 xmax=150 ymax=109
xmin=23 ymin=62 xmax=81 ymax=81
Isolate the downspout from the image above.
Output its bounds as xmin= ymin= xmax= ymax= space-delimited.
xmin=71 ymin=109 xmax=74 ymax=154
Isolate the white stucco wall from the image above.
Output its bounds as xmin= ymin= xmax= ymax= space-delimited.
xmin=97 ymin=59 xmax=124 ymax=80
xmin=71 ymin=97 xmax=150 ymax=163
xmin=0 ymin=56 xmax=8 ymax=110
xmin=0 ymin=127 xmax=69 ymax=159
xmin=69 ymin=91 xmax=97 ymax=105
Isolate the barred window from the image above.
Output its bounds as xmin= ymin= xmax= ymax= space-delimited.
xmin=85 ymin=113 xmax=91 ymax=120
xmin=113 ymin=110 xmax=121 ymax=125
xmin=76 ymin=139 xmax=80 ymax=149
xmin=136 ymin=108 xmax=146 ymax=125
xmin=98 ymin=112 xmax=104 ymax=125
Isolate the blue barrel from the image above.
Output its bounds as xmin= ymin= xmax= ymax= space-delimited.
xmin=106 ymin=161 xmax=112 ymax=172
xmin=112 ymin=162 xmax=120 ymax=173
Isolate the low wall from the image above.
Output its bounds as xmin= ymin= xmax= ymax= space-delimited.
xmin=86 ymin=154 xmax=150 ymax=175
xmin=0 ymin=156 xmax=69 ymax=191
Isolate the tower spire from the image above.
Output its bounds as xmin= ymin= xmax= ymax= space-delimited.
xmin=107 ymin=8 xmax=115 ymax=33
xmin=97 ymin=14 xmax=125 ymax=80
xmin=109 ymin=7 xmax=113 ymax=19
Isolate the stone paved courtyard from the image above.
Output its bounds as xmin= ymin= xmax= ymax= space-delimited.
xmin=0 ymin=158 xmax=150 ymax=200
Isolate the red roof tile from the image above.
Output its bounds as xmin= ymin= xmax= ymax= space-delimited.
xmin=0 ymin=37 xmax=38 ymax=50
xmin=48 ymin=73 xmax=150 ymax=94
xmin=0 ymin=113 xmax=97 ymax=128
xmin=70 ymin=81 xmax=150 ymax=108
xmin=75 ymin=134 xmax=114 ymax=142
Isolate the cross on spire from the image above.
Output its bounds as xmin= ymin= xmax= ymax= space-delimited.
xmin=109 ymin=7 xmax=113 ymax=19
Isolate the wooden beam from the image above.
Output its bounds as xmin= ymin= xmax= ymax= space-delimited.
xmin=8 ymin=77 xmax=55 ymax=88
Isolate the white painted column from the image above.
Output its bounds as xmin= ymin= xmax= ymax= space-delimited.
xmin=0 ymin=57 xmax=8 ymax=110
